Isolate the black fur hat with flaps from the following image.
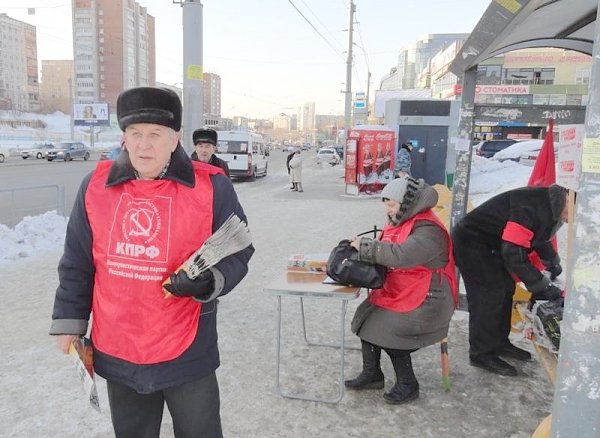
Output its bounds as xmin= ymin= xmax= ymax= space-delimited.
xmin=193 ymin=128 xmax=218 ymax=146
xmin=117 ymin=87 xmax=182 ymax=132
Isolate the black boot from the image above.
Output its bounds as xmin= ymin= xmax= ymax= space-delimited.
xmin=345 ymin=341 xmax=384 ymax=390
xmin=383 ymin=350 xmax=419 ymax=404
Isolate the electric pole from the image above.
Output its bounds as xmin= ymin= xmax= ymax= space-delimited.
xmin=343 ymin=0 xmax=355 ymax=144
xmin=173 ymin=0 xmax=204 ymax=154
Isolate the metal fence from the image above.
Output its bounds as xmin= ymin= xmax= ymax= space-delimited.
xmin=0 ymin=185 xmax=65 ymax=227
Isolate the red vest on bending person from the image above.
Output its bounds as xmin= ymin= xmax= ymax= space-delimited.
xmin=86 ymin=161 xmax=221 ymax=365
xmin=368 ymin=210 xmax=458 ymax=313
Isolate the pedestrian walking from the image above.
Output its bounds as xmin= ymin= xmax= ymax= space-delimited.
xmin=394 ymin=142 xmax=413 ymax=177
xmin=289 ymin=148 xmax=303 ymax=192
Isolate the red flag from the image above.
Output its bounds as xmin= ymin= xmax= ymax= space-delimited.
xmin=528 ymin=118 xmax=555 ymax=187
xmin=527 ymin=118 xmax=556 ymax=270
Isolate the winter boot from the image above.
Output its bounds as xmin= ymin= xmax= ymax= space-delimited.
xmin=292 ymin=183 xmax=298 ymax=191
xmin=383 ymin=350 xmax=419 ymax=404
xmin=345 ymin=341 xmax=385 ymax=390
xmin=297 ymin=182 xmax=303 ymax=192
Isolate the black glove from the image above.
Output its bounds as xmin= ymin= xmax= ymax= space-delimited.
xmin=163 ymin=269 xmax=215 ymax=299
xmin=532 ymin=281 xmax=562 ymax=301
xmin=547 ymin=264 xmax=563 ymax=280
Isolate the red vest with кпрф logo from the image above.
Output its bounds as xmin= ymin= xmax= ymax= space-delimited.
xmin=368 ymin=210 xmax=458 ymax=312
xmin=85 ymin=160 xmax=222 ymax=365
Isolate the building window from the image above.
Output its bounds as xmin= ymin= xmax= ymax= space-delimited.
xmin=576 ymin=68 xmax=591 ymax=85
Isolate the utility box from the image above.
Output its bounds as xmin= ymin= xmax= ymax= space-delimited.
xmin=384 ymin=99 xmax=460 ymax=186
xmin=344 ymin=126 xmax=396 ymax=195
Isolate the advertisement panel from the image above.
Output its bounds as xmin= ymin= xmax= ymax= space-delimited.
xmin=346 ymin=128 xmax=395 ymax=193
xmin=557 ymin=124 xmax=584 ymax=191
xmin=73 ymin=103 xmax=110 ymax=126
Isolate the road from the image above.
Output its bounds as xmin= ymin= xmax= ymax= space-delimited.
xmin=0 ymin=147 xmax=304 ymax=227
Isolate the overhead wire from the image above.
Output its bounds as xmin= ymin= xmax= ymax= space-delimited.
xmin=286 ymin=0 xmax=345 ymax=61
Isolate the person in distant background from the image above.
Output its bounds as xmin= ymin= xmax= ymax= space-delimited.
xmin=289 ymin=148 xmax=303 ymax=192
xmin=286 ymin=148 xmax=295 ymax=189
xmin=394 ymin=142 xmax=413 ymax=177
xmin=191 ymin=128 xmax=230 ymax=176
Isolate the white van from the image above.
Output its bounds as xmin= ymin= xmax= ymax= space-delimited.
xmin=215 ymin=131 xmax=268 ymax=179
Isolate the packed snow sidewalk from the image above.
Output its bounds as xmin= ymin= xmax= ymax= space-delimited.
xmin=0 ymin=157 xmax=553 ymax=437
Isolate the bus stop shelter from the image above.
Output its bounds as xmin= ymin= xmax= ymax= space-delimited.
xmin=448 ymin=1 xmax=600 ymax=436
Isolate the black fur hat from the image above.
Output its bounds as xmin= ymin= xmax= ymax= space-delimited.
xmin=193 ymin=128 xmax=218 ymax=146
xmin=117 ymin=87 xmax=182 ymax=132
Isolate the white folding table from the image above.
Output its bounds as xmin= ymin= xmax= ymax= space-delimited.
xmin=263 ymin=272 xmax=362 ymax=403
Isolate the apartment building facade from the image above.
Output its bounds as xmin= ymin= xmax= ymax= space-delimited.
xmin=0 ymin=14 xmax=40 ymax=112
xmin=40 ymin=60 xmax=74 ymax=114
xmin=203 ymin=72 xmax=221 ymax=116
xmin=72 ymin=0 xmax=155 ymax=112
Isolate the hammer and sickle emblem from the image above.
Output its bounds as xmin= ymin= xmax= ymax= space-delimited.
xmin=128 ymin=208 xmax=154 ymax=237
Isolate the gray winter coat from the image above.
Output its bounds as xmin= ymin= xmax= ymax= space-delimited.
xmin=351 ymin=179 xmax=454 ymax=350
xmin=289 ymin=154 xmax=302 ymax=183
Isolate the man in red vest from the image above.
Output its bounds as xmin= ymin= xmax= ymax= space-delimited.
xmin=50 ymin=87 xmax=254 ymax=437
xmin=452 ymin=185 xmax=567 ymax=376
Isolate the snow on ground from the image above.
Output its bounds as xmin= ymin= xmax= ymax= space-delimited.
xmin=1 ymin=156 xmax=558 ymax=438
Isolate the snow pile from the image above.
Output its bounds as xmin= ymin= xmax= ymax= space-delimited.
xmin=0 ymin=211 xmax=67 ymax=264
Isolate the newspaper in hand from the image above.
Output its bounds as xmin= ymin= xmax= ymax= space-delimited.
xmin=68 ymin=337 xmax=100 ymax=412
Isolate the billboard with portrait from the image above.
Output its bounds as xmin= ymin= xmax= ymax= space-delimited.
xmin=73 ymin=103 xmax=110 ymax=126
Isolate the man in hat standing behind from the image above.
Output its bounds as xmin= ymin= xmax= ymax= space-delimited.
xmin=50 ymin=86 xmax=254 ymax=437
xmin=191 ymin=128 xmax=230 ymax=176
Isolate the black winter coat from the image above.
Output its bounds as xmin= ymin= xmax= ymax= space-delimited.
xmin=190 ymin=150 xmax=230 ymax=176
xmin=50 ymin=145 xmax=253 ymax=393
xmin=452 ymin=185 xmax=566 ymax=291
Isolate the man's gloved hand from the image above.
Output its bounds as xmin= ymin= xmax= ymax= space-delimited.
xmin=163 ymin=269 xmax=215 ymax=298
xmin=532 ymin=281 xmax=563 ymax=301
xmin=547 ymin=264 xmax=563 ymax=280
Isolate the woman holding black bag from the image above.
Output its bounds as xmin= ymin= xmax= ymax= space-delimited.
xmin=345 ymin=176 xmax=457 ymax=404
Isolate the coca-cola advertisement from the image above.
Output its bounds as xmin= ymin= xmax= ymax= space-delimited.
xmin=346 ymin=128 xmax=395 ymax=193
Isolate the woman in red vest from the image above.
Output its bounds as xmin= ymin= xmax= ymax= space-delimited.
xmin=345 ymin=176 xmax=457 ymax=404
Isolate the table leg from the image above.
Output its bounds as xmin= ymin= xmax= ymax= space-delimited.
xmin=299 ymin=297 xmax=360 ymax=350
xmin=274 ymin=297 xmax=349 ymax=403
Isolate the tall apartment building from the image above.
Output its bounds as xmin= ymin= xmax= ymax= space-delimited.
xmin=0 ymin=14 xmax=40 ymax=112
xmin=40 ymin=60 xmax=74 ymax=114
xmin=72 ymin=0 xmax=155 ymax=111
xmin=203 ymin=72 xmax=221 ymax=116
xmin=299 ymin=101 xmax=315 ymax=131
xmin=379 ymin=33 xmax=469 ymax=91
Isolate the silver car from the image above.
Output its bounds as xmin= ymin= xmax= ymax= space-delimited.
xmin=46 ymin=141 xmax=90 ymax=162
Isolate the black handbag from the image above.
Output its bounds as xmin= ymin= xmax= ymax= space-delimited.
xmin=326 ymin=228 xmax=386 ymax=289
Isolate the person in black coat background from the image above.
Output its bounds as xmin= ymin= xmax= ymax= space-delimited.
xmin=191 ymin=128 xmax=230 ymax=176
xmin=286 ymin=148 xmax=295 ymax=189
xmin=451 ymin=184 xmax=568 ymax=376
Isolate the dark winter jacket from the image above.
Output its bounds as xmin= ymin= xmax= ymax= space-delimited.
xmin=50 ymin=144 xmax=254 ymax=393
xmin=191 ymin=150 xmax=230 ymax=176
xmin=394 ymin=144 xmax=412 ymax=175
xmin=452 ymin=184 xmax=566 ymax=294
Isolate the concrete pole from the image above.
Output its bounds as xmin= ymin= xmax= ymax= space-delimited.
xmin=68 ymin=78 xmax=75 ymax=140
xmin=181 ymin=0 xmax=204 ymax=154
xmin=366 ymin=71 xmax=371 ymax=119
xmin=551 ymin=3 xmax=600 ymax=435
xmin=449 ymin=67 xmax=477 ymax=229
xmin=343 ymin=0 xmax=354 ymax=143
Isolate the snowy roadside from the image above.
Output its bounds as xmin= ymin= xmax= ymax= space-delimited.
xmin=0 ymin=157 xmax=556 ymax=438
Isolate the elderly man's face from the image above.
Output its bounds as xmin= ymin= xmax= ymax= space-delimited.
xmin=194 ymin=142 xmax=216 ymax=163
xmin=123 ymin=123 xmax=179 ymax=179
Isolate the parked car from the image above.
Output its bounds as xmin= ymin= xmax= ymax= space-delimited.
xmin=519 ymin=142 xmax=560 ymax=166
xmin=100 ymin=145 xmax=122 ymax=160
xmin=473 ymin=139 xmax=518 ymax=158
xmin=21 ymin=143 xmax=55 ymax=159
xmin=492 ymin=139 xmax=559 ymax=163
xmin=46 ymin=141 xmax=90 ymax=162
xmin=0 ymin=146 xmax=9 ymax=163
xmin=316 ymin=147 xmax=340 ymax=165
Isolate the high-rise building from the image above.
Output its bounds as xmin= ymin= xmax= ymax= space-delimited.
xmin=203 ymin=72 xmax=221 ymax=116
xmin=40 ymin=60 xmax=74 ymax=114
xmin=299 ymin=102 xmax=315 ymax=131
xmin=380 ymin=33 xmax=469 ymax=91
xmin=72 ymin=0 xmax=155 ymax=111
xmin=0 ymin=13 xmax=40 ymax=112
